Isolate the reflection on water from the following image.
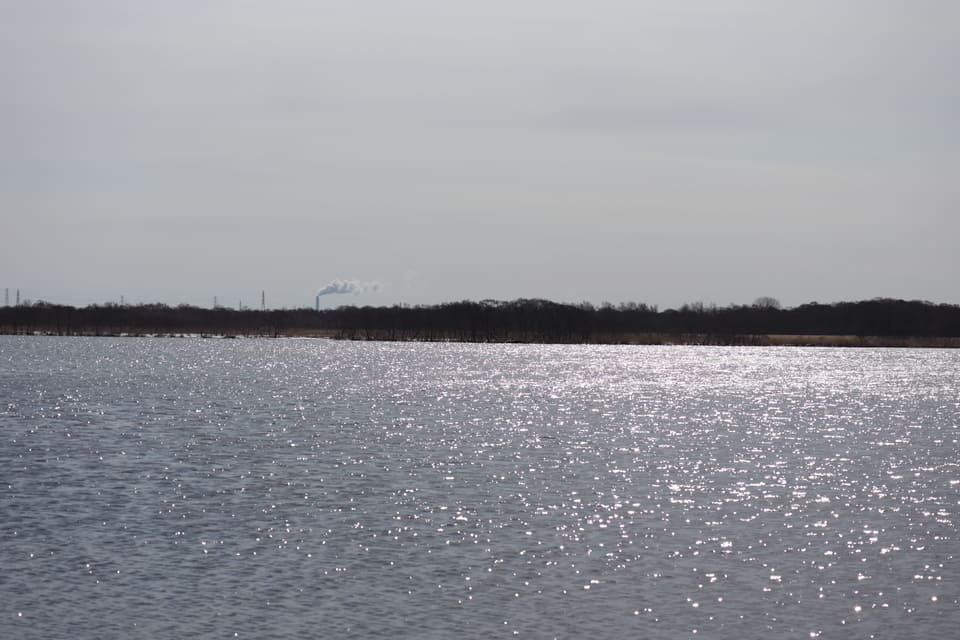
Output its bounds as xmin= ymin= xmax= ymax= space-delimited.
xmin=1 ymin=337 xmax=957 ymax=638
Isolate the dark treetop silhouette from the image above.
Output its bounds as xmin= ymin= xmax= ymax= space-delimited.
xmin=2 ymin=298 xmax=959 ymax=346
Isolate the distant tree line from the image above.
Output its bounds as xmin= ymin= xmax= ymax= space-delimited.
xmin=1 ymin=298 xmax=959 ymax=344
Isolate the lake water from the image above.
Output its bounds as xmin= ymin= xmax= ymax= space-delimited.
xmin=1 ymin=336 xmax=958 ymax=639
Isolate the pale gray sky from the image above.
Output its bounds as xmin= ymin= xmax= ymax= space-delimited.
xmin=3 ymin=1 xmax=958 ymax=309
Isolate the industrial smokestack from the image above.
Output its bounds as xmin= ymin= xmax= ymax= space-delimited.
xmin=314 ymin=279 xmax=383 ymax=311
xmin=316 ymin=279 xmax=383 ymax=298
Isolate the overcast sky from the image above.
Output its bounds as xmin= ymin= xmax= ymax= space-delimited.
xmin=2 ymin=1 xmax=958 ymax=310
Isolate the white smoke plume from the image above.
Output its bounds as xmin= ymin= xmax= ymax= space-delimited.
xmin=317 ymin=279 xmax=383 ymax=297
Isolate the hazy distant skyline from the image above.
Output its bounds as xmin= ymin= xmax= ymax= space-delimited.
xmin=3 ymin=1 xmax=958 ymax=309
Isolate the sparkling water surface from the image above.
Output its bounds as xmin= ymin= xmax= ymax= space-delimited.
xmin=1 ymin=336 xmax=958 ymax=638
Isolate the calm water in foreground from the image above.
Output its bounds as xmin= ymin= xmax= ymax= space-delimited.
xmin=1 ymin=336 xmax=958 ymax=639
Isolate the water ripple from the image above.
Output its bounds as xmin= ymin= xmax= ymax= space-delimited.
xmin=1 ymin=337 xmax=957 ymax=638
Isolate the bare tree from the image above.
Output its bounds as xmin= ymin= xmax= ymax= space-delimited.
xmin=753 ymin=296 xmax=782 ymax=310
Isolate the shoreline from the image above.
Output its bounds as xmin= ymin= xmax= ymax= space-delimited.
xmin=2 ymin=330 xmax=958 ymax=348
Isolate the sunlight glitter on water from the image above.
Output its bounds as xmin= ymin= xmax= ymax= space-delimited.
xmin=1 ymin=338 xmax=958 ymax=639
